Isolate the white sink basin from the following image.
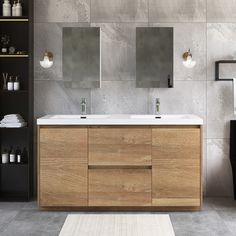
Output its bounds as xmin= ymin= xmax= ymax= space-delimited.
xmin=130 ymin=114 xmax=195 ymax=119
xmin=50 ymin=115 xmax=110 ymax=119
xmin=37 ymin=114 xmax=203 ymax=125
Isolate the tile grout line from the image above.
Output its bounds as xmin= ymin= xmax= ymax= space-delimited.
xmin=205 ymin=0 xmax=208 ymax=196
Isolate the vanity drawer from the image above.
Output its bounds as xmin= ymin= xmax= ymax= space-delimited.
xmin=88 ymin=168 xmax=151 ymax=206
xmin=88 ymin=127 xmax=151 ymax=166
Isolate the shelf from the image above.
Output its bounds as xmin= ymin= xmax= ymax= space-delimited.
xmin=0 ymin=192 xmax=29 ymax=201
xmin=0 ymin=90 xmax=28 ymax=94
xmin=0 ymin=127 xmax=28 ymax=130
xmin=0 ymin=17 xmax=28 ymax=22
xmin=0 ymin=54 xmax=29 ymax=58
xmin=0 ymin=163 xmax=28 ymax=166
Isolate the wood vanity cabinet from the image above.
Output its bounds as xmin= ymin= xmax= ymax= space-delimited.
xmin=152 ymin=127 xmax=202 ymax=207
xmin=88 ymin=127 xmax=152 ymax=206
xmin=38 ymin=125 xmax=202 ymax=210
xmin=88 ymin=127 xmax=152 ymax=166
xmin=38 ymin=127 xmax=88 ymax=207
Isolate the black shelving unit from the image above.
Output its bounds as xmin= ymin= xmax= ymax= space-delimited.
xmin=0 ymin=0 xmax=33 ymax=201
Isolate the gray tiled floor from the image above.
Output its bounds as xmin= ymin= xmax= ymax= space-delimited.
xmin=0 ymin=198 xmax=235 ymax=236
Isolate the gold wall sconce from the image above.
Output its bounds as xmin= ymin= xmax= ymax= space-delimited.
xmin=40 ymin=51 xmax=54 ymax=69
xmin=183 ymin=49 xmax=196 ymax=69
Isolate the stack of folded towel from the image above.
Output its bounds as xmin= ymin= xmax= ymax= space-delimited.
xmin=0 ymin=114 xmax=27 ymax=128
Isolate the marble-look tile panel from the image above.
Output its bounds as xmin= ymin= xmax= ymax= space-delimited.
xmin=91 ymin=81 xmax=148 ymax=114
xmin=149 ymin=0 xmax=206 ymax=22
xmin=170 ymin=211 xmax=232 ymax=236
xmin=207 ymin=81 xmax=234 ymax=139
xmin=216 ymin=209 xmax=236 ymax=235
xmin=0 ymin=211 xmax=67 ymax=236
xmin=206 ymin=139 xmax=233 ymax=197
xmin=90 ymin=0 xmax=148 ymax=22
xmin=34 ymin=0 xmax=90 ymax=23
xmin=148 ymin=81 xmax=207 ymax=121
xmin=207 ymin=0 xmax=236 ymax=22
xmin=34 ymin=80 xmax=91 ymax=118
xmin=34 ymin=23 xmax=89 ymax=82
xmin=150 ymin=23 xmax=206 ymax=81
xmin=207 ymin=24 xmax=236 ymax=81
xmin=0 ymin=209 xmax=19 ymax=233
xmin=91 ymin=23 xmax=147 ymax=81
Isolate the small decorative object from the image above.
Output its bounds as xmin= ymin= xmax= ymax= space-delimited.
xmin=15 ymin=0 xmax=22 ymax=17
xmin=2 ymin=0 xmax=11 ymax=17
xmin=16 ymin=147 xmax=21 ymax=163
xmin=7 ymin=76 xmax=13 ymax=91
xmin=1 ymin=34 xmax=10 ymax=53
xmin=16 ymin=51 xmax=26 ymax=55
xmin=40 ymin=51 xmax=54 ymax=68
xmin=183 ymin=49 xmax=196 ymax=69
xmin=9 ymin=147 xmax=16 ymax=163
xmin=1 ymin=149 xmax=8 ymax=164
xmin=13 ymin=76 xmax=20 ymax=90
xmin=9 ymin=46 xmax=16 ymax=54
xmin=12 ymin=1 xmax=16 ymax=16
xmin=2 ymin=72 xmax=8 ymax=90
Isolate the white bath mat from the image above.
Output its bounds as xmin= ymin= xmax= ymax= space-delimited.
xmin=59 ymin=214 xmax=175 ymax=236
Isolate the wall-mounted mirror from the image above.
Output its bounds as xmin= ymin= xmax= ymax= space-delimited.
xmin=136 ymin=27 xmax=173 ymax=88
xmin=63 ymin=27 xmax=101 ymax=89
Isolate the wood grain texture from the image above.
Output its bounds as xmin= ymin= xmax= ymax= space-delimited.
xmin=89 ymin=169 xmax=151 ymax=206
xmin=152 ymin=198 xmax=201 ymax=207
xmin=40 ymin=127 xmax=87 ymax=160
xmin=152 ymin=128 xmax=201 ymax=207
xmin=39 ymin=127 xmax=88 ymax=207
xmin=89 ymin=128 xmax=151 ymax=166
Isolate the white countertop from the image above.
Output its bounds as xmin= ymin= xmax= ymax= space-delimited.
xmin=37 ymin=114 xmax=203 ymax=126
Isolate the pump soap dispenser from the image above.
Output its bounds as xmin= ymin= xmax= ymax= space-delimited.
xmin=15 ymin=0 xmax=22 ymax=17
xmin=3 ymin=0 xmax=11 ymax=17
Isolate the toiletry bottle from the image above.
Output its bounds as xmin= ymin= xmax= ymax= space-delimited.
xmin=7 ymin=76 xmax=13 ymax=91
xmin=3 ymin=0 xmax=11 ymax=17
xmin=16 ymin=147 xmax=21 ymax=163
xmin=15 ymin=0 xmax=22 ymax=17
xmin=1 ymin=148 xmax=9 ymax=164
xmin=12 ymin=1 xmax=16 ymax=17
xmin=13 ymin=76 xmax=20 ymax=91
xmin=9 ymin=147 xmax=16 ymax=164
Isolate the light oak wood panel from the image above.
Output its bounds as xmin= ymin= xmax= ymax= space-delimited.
xmin=152 ymin=198 xmax=201 ymax=207
xmin=89 ymin=169 xmax=151 ymax=206
xmin=152 ymin=128 xmax=201 ymax=207
xmin=89 ymin=128 xmax=151 ymax=166
xmin=40 ymin=127 xmax=87 ymax=160
xmin=39 ymin=127 xmax=88 ymax=207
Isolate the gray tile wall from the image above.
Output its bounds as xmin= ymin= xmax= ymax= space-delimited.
xmin=34 ymin=0 xmax=236 ymax=197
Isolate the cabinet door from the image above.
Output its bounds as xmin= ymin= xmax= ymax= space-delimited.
xmin=39 ymin=127 xmax=88 ymax=207
xmin=89 ymin=169 xmax=151 ymax=206
xmin=89 ymin=127 xmax=151 ymax=166
xmin=152 ymin=128 xmax=201 ymax=207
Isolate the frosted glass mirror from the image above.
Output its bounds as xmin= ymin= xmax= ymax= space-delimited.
xmin=63 ymin=27 xmax=101 ymax=88
xmin=136 ymin=27 xmax=173 ymax=88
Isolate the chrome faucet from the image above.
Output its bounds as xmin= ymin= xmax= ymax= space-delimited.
xmin=155 ymin=98 xmax=160 ymax=115
xmin=81 ymin=98 xmax=87 ymax=115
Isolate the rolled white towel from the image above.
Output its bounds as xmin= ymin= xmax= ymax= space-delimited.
xmin=4 ymin=114 xmax=22 ymax=118
xmin=1 ymin=122 xmax=27 ymax=128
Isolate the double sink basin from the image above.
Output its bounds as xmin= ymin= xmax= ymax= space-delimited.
xmin=37 ymin=114 xmax=203 ymax=125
